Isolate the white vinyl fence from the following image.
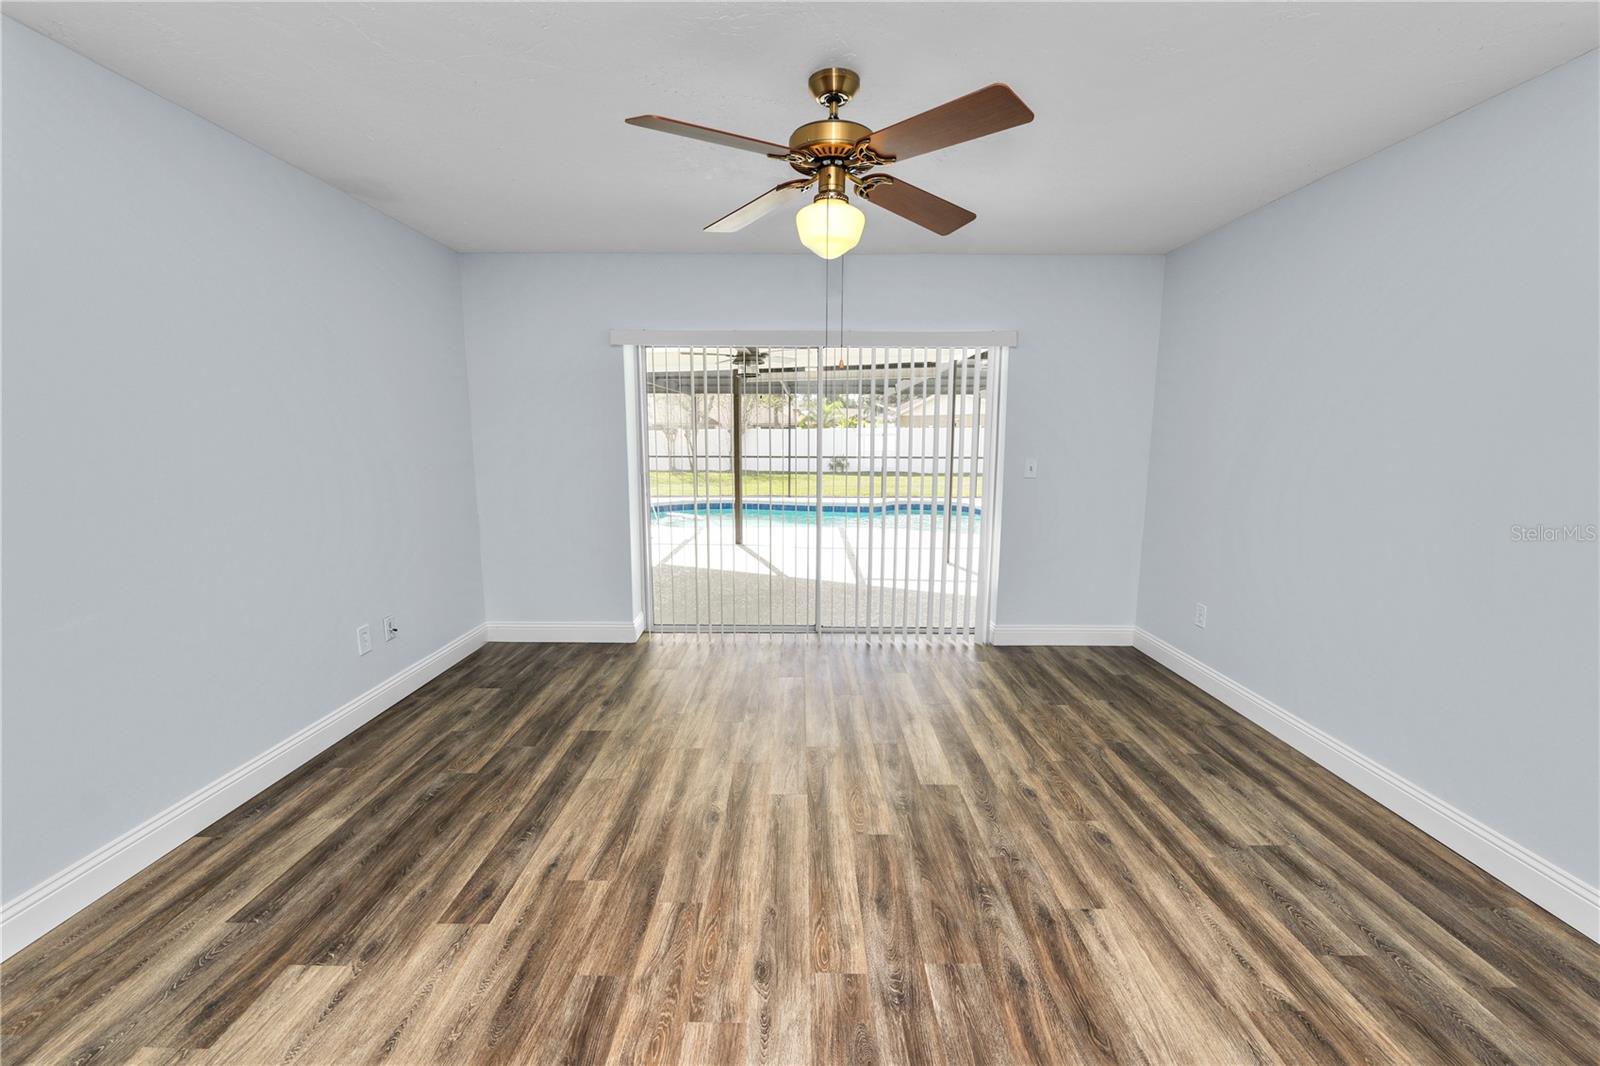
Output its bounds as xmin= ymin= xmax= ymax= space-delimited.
xmin=647 ymin=427 xmax=980 ymax=474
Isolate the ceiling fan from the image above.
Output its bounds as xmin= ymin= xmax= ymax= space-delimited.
xmin=626 ymin=69 xmax=1033 ymax=259
xmin=705 ymin=347 xmax=776 ymax=372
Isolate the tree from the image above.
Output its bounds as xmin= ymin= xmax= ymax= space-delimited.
xmin=749 ymin=392 xmax=789 ymax=428
xmin=796 ymin=398 xmax=859 ymax=428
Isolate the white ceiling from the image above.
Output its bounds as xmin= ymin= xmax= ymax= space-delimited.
xmin=6 ymin=2 xmax=1595 ymax=254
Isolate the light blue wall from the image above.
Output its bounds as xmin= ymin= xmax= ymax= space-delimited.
xmin=459 ymin=253 xmax=1165 ymax=629
xmin=1 ymin=22 xmax=486 ymax=899
xmin=1137 ymin=52 xmax=1600 ymax=882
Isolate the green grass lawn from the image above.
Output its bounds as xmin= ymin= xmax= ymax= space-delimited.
xmin=649 ymin=470 xmax=981 ymax=500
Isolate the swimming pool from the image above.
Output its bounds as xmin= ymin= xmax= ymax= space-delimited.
xmin=650 ymin=501 xmax=981 ymax=529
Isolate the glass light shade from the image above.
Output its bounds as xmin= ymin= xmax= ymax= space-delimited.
xmin=795 ymin=197 xmax=865 ymax=259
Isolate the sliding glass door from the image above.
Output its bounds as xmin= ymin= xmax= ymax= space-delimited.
xmin=637 ymin=344 xmax=1000 ymax=638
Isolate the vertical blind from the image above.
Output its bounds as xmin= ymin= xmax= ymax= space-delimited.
xmin=639 ymin=345 xmax=998 ymax=638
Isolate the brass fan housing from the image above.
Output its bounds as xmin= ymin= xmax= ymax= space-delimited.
xmin=808 ymin=67 xmax=860 ymax=105
xmin=788 ymin=68 xmax=869 ymax=173
xmin=788 ymin=119 xmax=871 ymax=158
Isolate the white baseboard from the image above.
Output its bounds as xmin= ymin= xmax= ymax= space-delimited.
xmin=1132 ymin=627 xmax=1600 ymax=942
xmin=991 ymin=624 xmax=1135 ymax=646
xmin=486 ymin=618 xmax=644 ymax=643
xmin=0 ymin=624 xmax=489 ymax=961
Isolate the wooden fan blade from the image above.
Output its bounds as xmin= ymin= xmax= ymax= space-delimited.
xmin=859 ymin=177 xmax=975 ymax=236
xmin=861 ymin=84 xmax=1033 ymax=162
xmin=625 ymin=115 xmax=791 ymax=157
xmin=705 ymin=180 xmax=815 ymax=233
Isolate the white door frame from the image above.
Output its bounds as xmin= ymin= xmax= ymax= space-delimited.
xmin=619 ymin=331 xmax=1014 ymax=642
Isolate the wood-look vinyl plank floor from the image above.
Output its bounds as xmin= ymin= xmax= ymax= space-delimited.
xmin=3 ymin=638 xmax=1597 ymax=1065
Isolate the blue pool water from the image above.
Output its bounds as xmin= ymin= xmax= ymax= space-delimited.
xmin=651 ymin=501 xmax=980 ymax=528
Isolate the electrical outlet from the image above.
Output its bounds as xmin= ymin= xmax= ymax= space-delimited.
xmin=1193 ymin=602 xmax=1207 ymax=629
xmin=356 ymin=624 xmax=373 ymax=655
xmin=383 ymin=615 xmax=399 ymax=642
xmin=1024 ymin=458 xmax=1038 ymax=479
